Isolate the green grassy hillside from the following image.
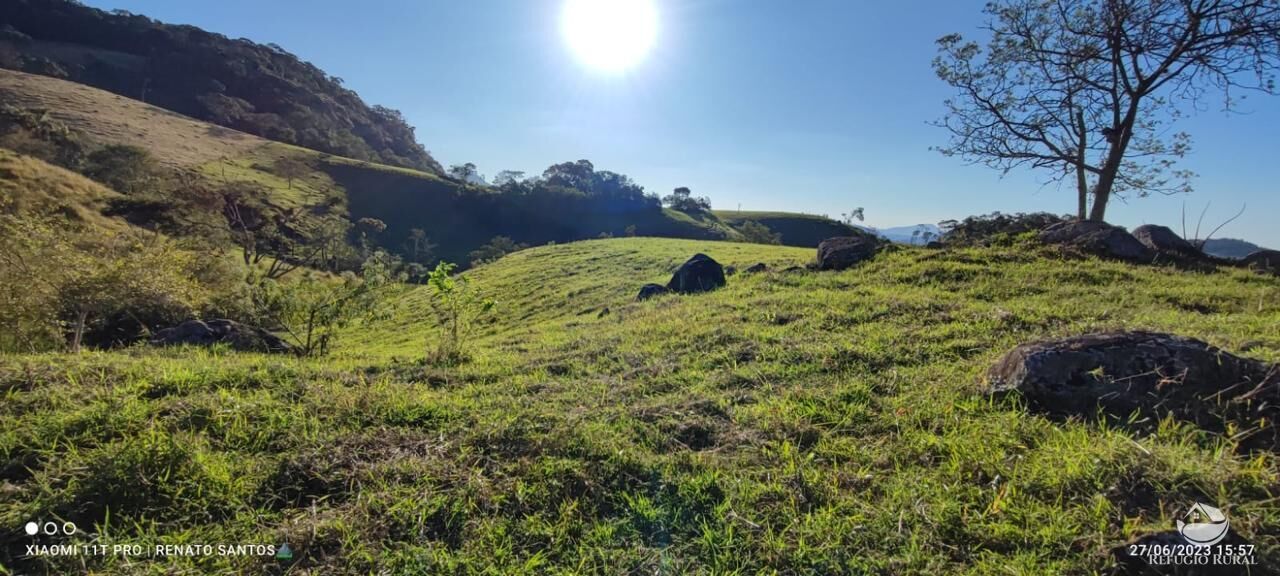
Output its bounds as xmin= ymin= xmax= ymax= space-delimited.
xmin=0 ymin=0 xmax=442 ymax=173
xmin=0 ymin=68 xmax=746 ymax=265
xmin=0 ymin=146 xmax=121 ymax=226
xmin=3 ymin=237 xmax=1278 ymax=574
xmin=325 ymin=161 xmax=740 ymax=264
xmin=714 ymin=210 xmax=862 ymax=247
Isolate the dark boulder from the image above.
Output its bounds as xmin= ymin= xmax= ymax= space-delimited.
xmin=1243 ymin=249 xmax=1280 ymax=275
xmin=744 ymin=262 xmax=768 ymax=274
xmin=724 ymin=265 xmax=738 ymax=276
xmin=1038 ymin=220 xmax=1153 ymax=262
xmin=987 ymin=331 xmax=1279 ymax=449
xmin=816 ymin=236 xmax=880 ymax=270
xmin=636 ymin=283 xmax=669 ymax=301
xmin=666 ymin=253 xmax=726 ymax=294
xmin=151 ymin=319 xmax=292 ymax=353
xmin=1132 ymin=224 xmax=1201 ymax=257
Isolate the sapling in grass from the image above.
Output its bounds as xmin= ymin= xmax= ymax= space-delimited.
xmin=426 ymin=261 xmax=495 ymax=364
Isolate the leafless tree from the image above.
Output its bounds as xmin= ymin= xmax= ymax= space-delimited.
xmin=934 ymin=0 xmax=1280 ymax=221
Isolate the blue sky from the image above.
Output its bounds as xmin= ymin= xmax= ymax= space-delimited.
xmin=85 ymin=0 xmax=1280 ymax=246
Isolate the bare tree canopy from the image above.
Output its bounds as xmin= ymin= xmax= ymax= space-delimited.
xmin=933 ymin=0 xmax=1280 ymax=221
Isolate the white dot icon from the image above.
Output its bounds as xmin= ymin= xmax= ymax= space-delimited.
xmin=24 ymin=521 xmax=38 ymax=535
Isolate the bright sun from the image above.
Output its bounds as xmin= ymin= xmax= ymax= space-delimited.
xmin=561 ymin=0 xmax=657 ymax=73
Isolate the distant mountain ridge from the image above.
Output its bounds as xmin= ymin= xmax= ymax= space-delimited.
xmin=0 ymin=0 xmax=442 ymax=173
xmin=873 ymin=224 xmax=943 ymax=244
xmin=1200 ymin=237 xmax=1268 ymax=259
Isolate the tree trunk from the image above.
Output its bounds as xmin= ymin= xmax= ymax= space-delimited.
xmin=1076 ymin=168 xmax=1089 ymax=220
xmin=71 ymin=309 xmax=88 ymax=353
xmin=1074 ymin=108 xmax=1089 ymax=220
xmin=1088 ymin=102 xmax=1141 ymax=222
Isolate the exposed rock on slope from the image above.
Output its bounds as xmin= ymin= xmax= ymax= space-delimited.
xmin=1038 ymin=220 xmax=1153 ymax=262
xmin=1244 ymin=249 xmax=1280 ymax=275
xmin=816 ymin=235 xmax=880 ymax=270
xmin=1132 ymin=224 xmax=1201 ymax=258
xmin=151 ymin=319 xmax=291 ymax=353
xmin=988 ymin=331 xmax=1279 ymax=450
xmin=666 ymin=253 xmax=726 ymax=294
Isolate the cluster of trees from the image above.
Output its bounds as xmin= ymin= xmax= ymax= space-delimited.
xmin=662 ymin=187 xmax=712 ymax=214
xmin=0 ymin=113 xmax=423 ymax=354
xmin=468 ymin=236 xmax=527 ymax=267
xmin=0 ymin=141 xmax=471 ymax=356
xmin=0 ymin=103 xmax=89 ymax=168
xmin=0 ymin=0 xmax=442 ymax=173
xmin=736 ymin=220 xmax=781 ymax=245
xmin=0 ymin=214 xmax=222 ymax=352
xmin=0 ymin=146 xmax=244 ymax=351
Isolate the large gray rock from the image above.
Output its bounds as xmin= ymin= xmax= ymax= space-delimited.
xmin=1243 ymin=249 xmax=1280 ymax=275
xmin=988 ymin=332 xmax=1279 ymax=449
xmin=1038 ymin=220 xmax=1153 ymax=262
xmin=816 ymin=236 xmax=880 ymax=270
xmin=151 ymin=319 xmax=292 ymax=353
xmin=666 ymin=253 xmax=726 ymax=294
xmin=1132 ymin=224 xmax=1201 ymax=257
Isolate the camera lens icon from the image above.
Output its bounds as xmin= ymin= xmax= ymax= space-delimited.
xmin=24 ymin=522 xmax=38 ymax=535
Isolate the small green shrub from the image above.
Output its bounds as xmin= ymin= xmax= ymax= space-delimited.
xmin=425 ymin=261 xmax=495 ymax=364
xmin=252 ymin=251 xmax=399 ymax=356
xmin=82 ymin=144 xmax=161 ymax=196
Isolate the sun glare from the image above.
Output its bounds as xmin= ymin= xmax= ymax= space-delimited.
xmin=561 ymin=0 xmax=658 ymax=73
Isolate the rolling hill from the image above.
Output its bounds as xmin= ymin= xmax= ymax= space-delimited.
xmin=3 ymin=237 xmax=1278 ymax=573
xmin=0 ymin=0 xmax=442 ymax=173
xmin=876 ymin=223 xmax=943 ymax=244
xmin=1203 ymin=237 xmax=1269 ymax=259
xmin=0 ymin=68 xmax=747 ymax=264
xmin=713 ymin=210 xmax=863 ymax=247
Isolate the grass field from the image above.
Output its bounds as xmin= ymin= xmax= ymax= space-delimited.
xmin=2 ymin=237 xmax=1278 ymax=574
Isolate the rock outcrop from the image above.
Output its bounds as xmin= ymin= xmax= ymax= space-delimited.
xmin=666 ymin=253 xmax=726 ymax=294
xmin=150 ymin=319 xmax=292 ymax=353
xmin=987 ymin=331 xmax=1278 ymax=449
xmin=1038 ymin=220 xmax=1153 ymax=262
xmin=816 ymin=236 xmax=880 ymax=270
xmin=1132 ymin=224 xmax=1201 ymax=258
xmin=1243 ymin=249 xmax=1280 ymax=275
